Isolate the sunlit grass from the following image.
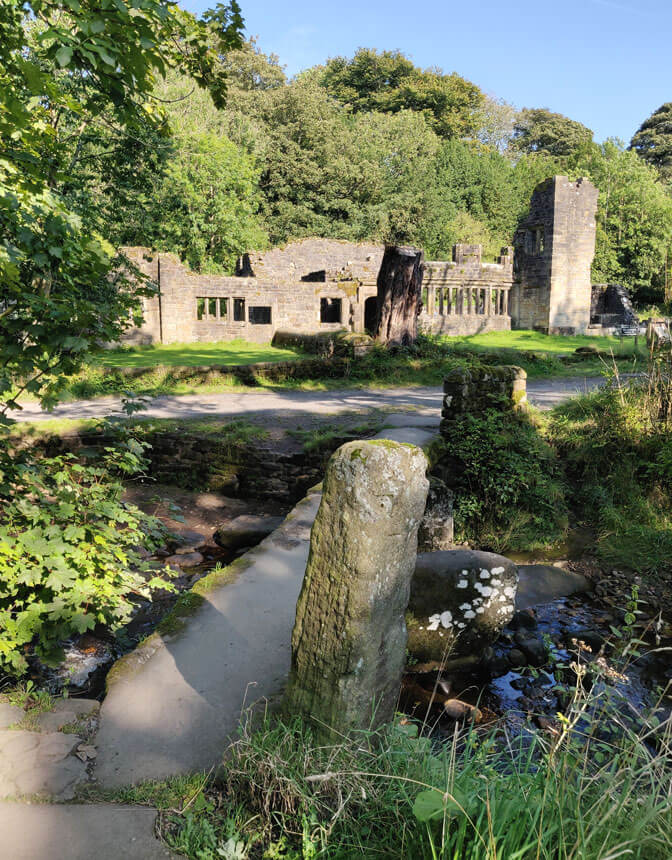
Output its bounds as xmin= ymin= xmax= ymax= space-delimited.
xmin=94 ymin=339 xmax=303 ymax=367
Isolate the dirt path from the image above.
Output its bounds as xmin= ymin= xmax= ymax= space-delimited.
xmin=10 ymin=376 xmax=605 ymax=424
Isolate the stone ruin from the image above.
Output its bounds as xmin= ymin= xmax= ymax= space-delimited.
xmin=122 ymin=174 xmax=611 ymax=346
xmin=590 ymin=283 xmax=639 ymax=332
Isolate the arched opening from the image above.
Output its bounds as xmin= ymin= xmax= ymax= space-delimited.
xmin=364 ymin=296 xmax=378 ymax=335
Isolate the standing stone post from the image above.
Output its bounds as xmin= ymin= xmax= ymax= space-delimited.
xmin=285 ymin=440 xmax=429 ymax=736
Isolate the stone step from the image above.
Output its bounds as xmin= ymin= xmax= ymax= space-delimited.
xmin=0 ymin=802 xmax=181 ymax=860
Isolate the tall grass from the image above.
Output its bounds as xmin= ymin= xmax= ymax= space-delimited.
xmin=164 ymin=686 xmax=672 ymax=859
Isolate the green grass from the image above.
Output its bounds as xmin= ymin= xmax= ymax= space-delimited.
xmin=158 ymin=697 xmax=672 ymax=860
xmin=444 ymin=329 xmax=646 ymax=356
xmin=14 ymin=331 xmax=647 ymax=405
xmin=95 ymin=339 xmax=303 ymax=368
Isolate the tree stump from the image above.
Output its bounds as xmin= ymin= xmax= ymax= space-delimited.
xmin=374 ymin=245 xmax=425 ymax=347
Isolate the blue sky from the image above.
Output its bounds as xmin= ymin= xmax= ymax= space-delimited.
xmin=183 ymin=0 xmax=670 ymax=143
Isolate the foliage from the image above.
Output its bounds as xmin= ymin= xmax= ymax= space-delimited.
xmin=574 ymin=140 xmax=672 ymax=296
xmin=0 ymin=0 xmax=244 ymax=415
xmin=0 ymin=442 xmax=174 ymax=674
xmin=630 ymin=102 xmax=672 ymax=182
xmin=437 ymin=407 xmax=568 ymax=551
xmin=549 ymin=380 xmax=672 ymax=576
xmin=144 ymin=132 xmax=267 ymax=273
xmin=319 ymin=48 xmax=484 ymax=139
xmin=163 ymin=707 xmax=672 ymax=859
xmin=512 ymin=107 xmax=594 ymax=158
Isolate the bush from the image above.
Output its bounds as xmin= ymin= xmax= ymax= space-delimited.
xmin=550 ymin=382 xmax=672 ymax=576
xmin=436 ymin=407 xmax=568 ymax=552
xmin=0 ymin=445 xmax=174 ymax=674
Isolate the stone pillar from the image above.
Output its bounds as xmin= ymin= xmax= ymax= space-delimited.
xmin=285 ymin=440 xmax=429 ymax=736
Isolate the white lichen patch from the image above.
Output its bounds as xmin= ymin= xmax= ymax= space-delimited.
xmin=457 ymin=579 xmax=468 ymax=589
xmin=479 ymin=569 xmax=491 ymax=579
xmin=440 ymin=611 xmax=453 ymax=628
xmin=491 ymin=566 xmax=505 ymax=575
xmin=463 ymin=610 xmax=476 ymax=619
xmin=474 ymin=583 xmax=493 ymax=597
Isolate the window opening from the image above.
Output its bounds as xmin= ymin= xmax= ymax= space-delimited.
xmin=320 ymin=297 xmax=342 ymax=324
xmin=249 ymin=306 xmax=272 ymax=325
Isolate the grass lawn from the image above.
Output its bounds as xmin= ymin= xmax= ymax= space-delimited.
xmin=95 ymin=339 xmax=303 ymax=367
xmin=20 ymin=330 xmax=646 ymax=403
xmin=444 ymin=329 xmax=646 ymax=357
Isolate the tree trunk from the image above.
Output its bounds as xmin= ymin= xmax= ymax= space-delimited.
xmin=374 ymin=245 xmax=425 ymax=346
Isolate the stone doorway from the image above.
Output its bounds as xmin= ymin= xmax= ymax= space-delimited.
xmin=364 ymin=296 xmax=378 ymax=335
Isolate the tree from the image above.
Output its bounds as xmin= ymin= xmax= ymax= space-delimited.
xmin=0 ymin=0 xmax=244 ymax=418
xmin=575 ymin=140 xmax=672 ymax=297
xmin=630 ymin=103 xmax=672 ymax=182
xmin=476 ymin=95 xmax=517 ymax=153
xmin=147 ymin=132 xmax=267 ymax=273
xmin=512 ymin=108 xmax=594 ymax=158
xmin=319 ymin=48 xmax=484 ymax=139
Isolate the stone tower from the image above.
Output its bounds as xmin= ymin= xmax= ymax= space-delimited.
xmin=511 ymin=176 xmax=598 ymax=335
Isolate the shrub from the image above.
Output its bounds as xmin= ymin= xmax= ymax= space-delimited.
xmin=0 ymin=446 xmax=174 ymax=674
xmin=436 ymin=407 xmax=568 ymax=552
xmin=550 ymin=382 xmax=672 ymax=575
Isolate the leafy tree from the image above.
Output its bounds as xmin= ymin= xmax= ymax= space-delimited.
xmin=430 ymin=139 xmax=558 ymax=258
xmin=0 ymin=0 xmax=243 ymax=418
xmin=630 ymin=103 xmax=672 ymax=181
xmin=319 ymin=48 xmax=484 ymax=139
xmin=476 ymin=95 xmax=517 ymax=153
xmin=221 ymin=36 xmax=286 ymax=93
xmin=575 ymin=140 xmax=672 ymax=295
xmin=147 ymin=132 xmax=268 ymax=273
xmin=512 ymin=108 xmax=594 ymax=158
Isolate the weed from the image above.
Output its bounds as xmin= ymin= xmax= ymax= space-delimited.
xmin=162 ymin=700 xmax=672 ymax=859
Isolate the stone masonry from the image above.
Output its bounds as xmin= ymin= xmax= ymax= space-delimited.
xmin=123 ymin=175 xmax=599 ymax=344
xmin=512 ymin=176 xmax=599 ymax=334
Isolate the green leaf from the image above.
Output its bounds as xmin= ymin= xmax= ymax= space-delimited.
xmin=413 ymin=790 xmax=446 ymax=823
xmin=55 ymin=46 xmax=73 ymax=68
xmin=90 ymin=19 xmax=106 ymax=34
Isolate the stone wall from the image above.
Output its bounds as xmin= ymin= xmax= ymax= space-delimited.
xmin=419 ymin=244 xmax=513 ymax=336
xmin=440 ymin=365 xmax=527 ymax=436
xmin=122 ymin=176 xmax=599 ymax=345
xmin=26 ymin=428 xmax=351 ymax=504
xmin=237 ymin=237 xmax=383 ymax=281
xmin=511 ymin=176 xmax=598 ymax=335
xmin=125 ymin=248 xmax=359 ymax=345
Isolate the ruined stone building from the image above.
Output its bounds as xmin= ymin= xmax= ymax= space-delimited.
xmin=124 ymin=175 xmax=620 ymax=345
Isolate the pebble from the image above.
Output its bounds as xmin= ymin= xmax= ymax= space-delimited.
xmin=443 ymin=700 xmax=482 ymax=723
xmin=508 ymin=648 xmax=527 ymax=668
